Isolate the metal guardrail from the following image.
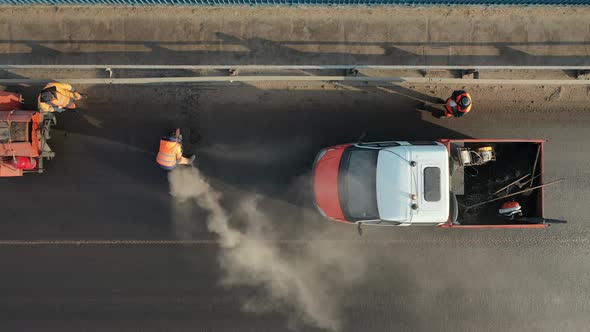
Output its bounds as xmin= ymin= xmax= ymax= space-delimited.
xmin=1 ymin=0 xmax=589 ymax=5
xmin=1 ymin=65 xmax=590 ymax=70
xmin=0 ymin=77 xmax=588 ymax=85
xmin=1 ymin=64 xmax=589 ymax=84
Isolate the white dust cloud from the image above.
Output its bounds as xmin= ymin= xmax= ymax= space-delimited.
xmin=168 ymin=166 xmax=367 ymax=331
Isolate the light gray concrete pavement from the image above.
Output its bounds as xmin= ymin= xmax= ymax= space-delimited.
xmin=0 ymin=6 xmax=589 ymax=332
xmin=0 ymin=6 xmax=590 ymax=66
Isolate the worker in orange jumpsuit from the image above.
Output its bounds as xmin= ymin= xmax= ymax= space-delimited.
xmin=444 ymin=90 xmax=472 ymax=118
xmin=156 ymin=128 xmax=196 ymax=170
xmin=38 ymin=82 xmax=83 ymax=113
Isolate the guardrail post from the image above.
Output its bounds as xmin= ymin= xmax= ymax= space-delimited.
xmin=346 ymin=68 xmax=359 ymax=77
xmin=576 ymin=70 xmax=590 ymax=79
xmin=462 ymin=69 xmax=479 ymax=79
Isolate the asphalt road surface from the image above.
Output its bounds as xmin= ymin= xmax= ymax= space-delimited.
xmin=0 ymin=6 xmax=589 ymax=332
xmin=0 ymin=81 xmax=588 ymax=332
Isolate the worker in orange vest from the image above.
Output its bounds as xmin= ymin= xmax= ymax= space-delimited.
xmin=38 ymin=82 xmax=83 ymax=113
xmin=156 ymin=128 xmax=195 ymax=170
xmin=444 ymin=90 xmax=472 ymax=118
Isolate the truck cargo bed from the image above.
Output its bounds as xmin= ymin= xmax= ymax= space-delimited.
xmin=450 ymin=141 xmax=543 ymax=225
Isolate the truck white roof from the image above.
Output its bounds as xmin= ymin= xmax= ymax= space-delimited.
xmin=376 ymin=143 xmax=450 ymax=224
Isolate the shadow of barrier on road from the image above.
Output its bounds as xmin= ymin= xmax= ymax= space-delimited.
xmin=32 ymin=83 xmax=469 ymax=195
xmin=1 ymin=32 xmax=590 ymax=66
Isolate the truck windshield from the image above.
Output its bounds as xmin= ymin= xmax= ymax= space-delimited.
xmin=338 ymin=147 xmax=379 ymax=220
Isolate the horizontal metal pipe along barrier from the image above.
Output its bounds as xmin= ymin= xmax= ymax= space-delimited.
xmin=0 ymin=65 xmax=590 ymax=70
xmin=0 ymin=76 xmax=588 ymax=84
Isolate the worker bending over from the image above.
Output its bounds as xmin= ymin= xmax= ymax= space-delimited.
xmin=444 ymin=90 xmax=472 ymax=118
xmin=38 ymin=82 xmax=83 ymax=113
xmin=156 ymin=128 xmax=196 ymax=170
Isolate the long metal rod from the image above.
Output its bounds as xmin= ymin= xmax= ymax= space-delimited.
xmin=493 ymin=173 xmax=530 ymax=195
xmin=529 ymin=145 xmax=541 ymax=189
xmin=0 ymin=76 xmax=589 ymax=85
xmin=465 ymin=179 xmax=564 ymax=210
xmin=518 ymin=174 xmax=541 ymax=189
xmin=0 ymin=65 xmax=589 ymax=70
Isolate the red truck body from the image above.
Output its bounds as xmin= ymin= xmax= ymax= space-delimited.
xmin=0 ymin=91 xmax=54 ymax=177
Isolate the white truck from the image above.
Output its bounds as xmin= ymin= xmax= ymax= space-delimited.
xmin=312 ymin=138 xmax=552 ymax=229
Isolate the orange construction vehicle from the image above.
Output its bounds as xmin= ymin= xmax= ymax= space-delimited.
xmin=0 ymin=91 xmax=55 ymax=177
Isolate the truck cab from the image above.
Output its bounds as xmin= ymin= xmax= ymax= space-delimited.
xmin=313 ymin=141 xmax=450 ymax=226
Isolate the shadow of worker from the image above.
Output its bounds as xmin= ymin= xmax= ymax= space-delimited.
xmin=416 ymin=101 xmax=447 ymax=119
